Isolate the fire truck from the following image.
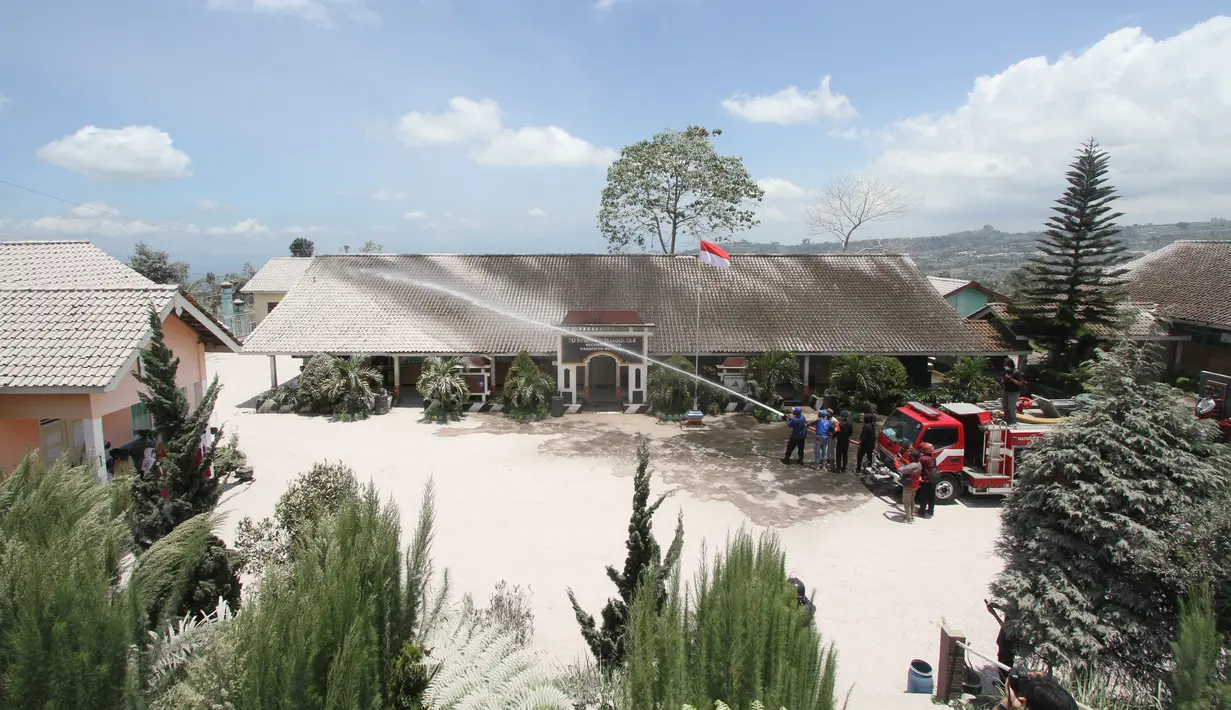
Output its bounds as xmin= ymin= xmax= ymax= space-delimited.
xmin=869 ymin=401 xmax=1051 ymax=504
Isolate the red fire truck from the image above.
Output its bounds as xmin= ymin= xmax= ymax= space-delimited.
xmin=869 ymin=401 xmax=1051 ymax=504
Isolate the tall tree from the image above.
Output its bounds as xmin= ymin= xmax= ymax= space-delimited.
xmin=1011 ymin=139 xmax=1129 ymax=365
xmin=568 ymin=439 xmax=684 ymax=668
xmin=598 ymin=126 xmax=763 ymax=254
xmin=990 ymin=341 xmax=1231 ymax=681
xmin=804 ymin=176 xmax=914 ymax=252
xmin=129 ymin=241 xmax=190 ymax=284
xmin=289 ymin=237 xmax=315 ymax=257
xmin=359 ymin=239 xmax=384 ymax=253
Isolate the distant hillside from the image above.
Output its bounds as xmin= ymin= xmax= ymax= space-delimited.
xmin=724 ymin=219 xmax=1231 ymax=292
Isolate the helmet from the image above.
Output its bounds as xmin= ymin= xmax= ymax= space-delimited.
xmin=793 ymin=407 xmax=802 ymax=414
xmin=919 ymin=442 xmax=935 ymax=453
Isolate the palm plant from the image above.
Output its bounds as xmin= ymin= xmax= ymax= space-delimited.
xmin=0 ymin=455 xmax=231 ymax=710
xmin=417 ymin=356 xmax=471 ymax=415
xmin=648 ymin=356 xmax=697 ymax=415
xmin=828 ymin=354 xmax=908 ymax=409
xmin=502 ymin=351 xmax=554 ymax=416
xmin=745 ymin=348 xmax=802 ymax=405
xmin=328 ymin=356 xmax=382 ymax=420
xmin=944 ymin=357 xmax=998 ymax=404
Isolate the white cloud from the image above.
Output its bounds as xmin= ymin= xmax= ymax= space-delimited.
xmin=722 ymin=76 xmax=857 ymax=124
xmin=0 ymin=93 xmax=9 ymax=113
xmin=403 ymin=210 xmax=428 ymax=220
xmin=196 ymin=198 xmax=232 ymax=211
xmin=206 ymin=0 xmax=380 ymax=29
xmin=425 ymin=214 xmax=480 ymax=231
xmin=205 ymin=218 xmax=269 ymax=235
xmin=282 ymin=225 xmax=305 ymax=234
xmin=27 ymin=203 xmax=158 ymax=237
xmin=396 ymin=97 xmax=616 ymax=167
xmin=36 ymin=126 xmax=192 ymax=181
xmin=528 ymin=207 xmax=546 ymax=217
xmin=756 ymin=178 xmax=808 ymax=200
xmin=307 ymin=225 xmax=327 ymax=233
xmin=373 ymin=225 xmax=393 ymax=232
xmin=761 ymin=207 xmax=791 ymax=223
xmin=869 ymin=16 xmax=1231 ymax=231
xmin=595 ymin=0 xmax=619 ymax=9
xmin=371 ymin=189 xmax=408 ymax=201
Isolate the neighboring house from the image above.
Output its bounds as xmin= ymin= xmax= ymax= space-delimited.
xmin=0 ymin=240 xmax=241 ymax=479
xmin=928 ymin=276 xmax=1004 ymax=317
xmin=1124 ymin=240 xmax=1231 ymax=374
xmin=239 ymin=257 xmax=312 ymax=325
xmin=242 ymin=253 xmax=1023 ymax=409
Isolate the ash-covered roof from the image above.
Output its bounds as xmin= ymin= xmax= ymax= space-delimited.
xmin=927 ymin=276 xmax=972 ymax=297
xmin=973 ymin=301 xmax=1176 ymax=341
xmin=1124 ymin=240 xmax=1231 ymax=328
xmin=240 ymin=257 xmax=312 ymax=293
xmin=242 ymin=253 xmax=1001 ymax=356
xmin=0 ymin=240 xmax=155 ymax=288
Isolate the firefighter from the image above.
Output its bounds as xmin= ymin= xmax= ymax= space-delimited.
xmin=917 ymin=442 xmax=937 ymax=518
xmin=782 ymin=407 xmax=808 ymax=465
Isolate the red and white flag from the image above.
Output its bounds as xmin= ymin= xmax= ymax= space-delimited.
xmin=698 ymin=239 xmax=731 ymax=269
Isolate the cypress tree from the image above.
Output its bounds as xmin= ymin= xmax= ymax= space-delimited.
xmin=990 ymin=341 xmax=1231 ymax=680
xmin=1012 ymin=139 xmax=1128 ymax=365
xmin=131 ymin=307 xmax=224 ymax=546
xmin=568 ymin=438 xmax=685 ymax=668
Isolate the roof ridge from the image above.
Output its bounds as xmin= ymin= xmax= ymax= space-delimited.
xmin=313 ymin=252 xmax=909 ymax=258
xmin=0 ymin=239 xmax=94 ymax=245
xmin=0 ymin=284 xmax=178 ymax=292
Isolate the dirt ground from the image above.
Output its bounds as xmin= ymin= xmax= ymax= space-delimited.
xmin=211 ymin=354 xmax=1004 ymax=710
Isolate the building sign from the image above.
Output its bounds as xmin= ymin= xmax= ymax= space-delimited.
xmin=561 ymin=335 xmax=644 ymax=364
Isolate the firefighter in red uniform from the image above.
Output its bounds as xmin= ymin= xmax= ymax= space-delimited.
xmin=917 ymin=442 xmax=937 ymax=518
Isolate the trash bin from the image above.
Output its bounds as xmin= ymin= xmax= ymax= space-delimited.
xmin=550 ymin=396 xmax=565 ymax=417
xmin=906 ymin=659 xmax=934 ymax=694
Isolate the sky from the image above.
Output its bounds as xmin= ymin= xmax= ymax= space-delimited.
xmin=1 ymin=0 xmax=1229 ymax=275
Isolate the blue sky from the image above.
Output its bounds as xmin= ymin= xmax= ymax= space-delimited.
xmin=1 ymin=0 xmax=1228 ymax=274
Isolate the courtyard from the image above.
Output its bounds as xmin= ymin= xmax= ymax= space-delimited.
xmin=211 ymin=352 xmax=1005 ymax=710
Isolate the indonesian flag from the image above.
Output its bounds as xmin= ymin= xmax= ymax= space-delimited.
xmin=698 ymin=239 xmax=731 ymax=269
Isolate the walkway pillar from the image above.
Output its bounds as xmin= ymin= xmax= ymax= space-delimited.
xmin=802 ymin=355 xmax=811 ymax=400
xmin=269 ymin=355 xmax=278 ymax=389
xmin=83 ymin=416 xmax=107 ymax=482
xmin=393 ymin=356 xmax=401 ymax=403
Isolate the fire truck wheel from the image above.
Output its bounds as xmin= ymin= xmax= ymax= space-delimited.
xmin=933 ymin=474 xmax=961 ymax=505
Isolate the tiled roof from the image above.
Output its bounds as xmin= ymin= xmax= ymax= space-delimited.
xmin=928 ymin=276 xmax=972 ymax=297
xmin=974 ymin=301 xmax=1174 ymax=340
xmin=240 ymin=257 xmax=312 ymax=293
xmin=242 ymin=253 xmax=1000 ymax=356
xmin=1124 ymin=240 xmax=1231 ymax=328
xmin=0 ymin=286 xmax=177 ymax=389
xmin=963 ymin=320 xmax=1026 ymax=354
xmin=0 ymin=240 xmax=155 ymax=288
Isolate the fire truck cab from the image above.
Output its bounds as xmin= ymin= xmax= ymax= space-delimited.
xmin=873 ymin=401 xmax=1049 ymax=504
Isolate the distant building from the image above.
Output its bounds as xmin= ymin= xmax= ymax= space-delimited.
xmin=927 ymin=276 xmax=1004 ymax=317
xmin=239 ymin=256 xmax=312 ymax=325
xmin=1124 ymin=240 xmax=1231 ymax=373
xmin=0 ymin=241 xmax=240 ymax=478
xmin=242 ymin=253 xmax=1023 ymax=410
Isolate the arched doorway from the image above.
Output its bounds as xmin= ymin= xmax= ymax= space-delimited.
xmin=586 ymin=354 xmax=619 ymax=405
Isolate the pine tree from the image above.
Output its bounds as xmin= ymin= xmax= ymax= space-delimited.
xmin=990 ymin=341 xmax=1231 ymax=680
xmin=1173 ymin=584 xmax=1231 ymax=710
xmin=568 ymin=438 xmax=685 ymax=668
xmin=131 ymin=308 xmax=225 ymax=546
xmin=1012 ymin=139 xmax=1128 ymax=365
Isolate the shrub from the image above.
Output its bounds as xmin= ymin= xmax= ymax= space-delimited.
xmin=417 ymin=356 xmax=471 ymax=419
xmin=649 ymin=356 xmax=698 ymax=415
xmin=944 ymin=356 xmax=998 ymax=403
xmin=328 ymin=356 xmax=382 ymax=421
xmin=295 ymin=353 xmax=340 ymax=413
xmin=707 ymin=401 xmax=722 ymax=417
xmin=745 ymin=349 xmax=801 ymax=405
xmin=502 ymin=351 xmax=554 ymax=416
xmin=212 ymin=431 xmax=248 ymax=478
xmin=828 ymin=354 xmax=907 ymax=410
xmin=623 ymin=528 xmax=838 ymax=710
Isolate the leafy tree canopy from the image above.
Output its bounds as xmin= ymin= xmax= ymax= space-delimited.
xmin=289 ymin=237 xmax=315 ymax=257
xmin=359 ymin=240 xmax=384 ymax=253
xmin=598 ymin=126 xmax=763 ymax=254
xmin=129 ymin=241 xmax=189 ymax=284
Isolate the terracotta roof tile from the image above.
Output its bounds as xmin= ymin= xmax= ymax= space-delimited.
xmin=242 ymin=253 xmax=1001 ymax=356
xmin=1125 ymin=240 xmax=1231 ymax=328
xmin=240 ymin=257 xmax=312 ymax=293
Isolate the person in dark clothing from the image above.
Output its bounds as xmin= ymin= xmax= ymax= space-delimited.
xmin=1003 ymin=671 xmax=1078 ymax=710
xmin=833 ymin=410 xmax=853 ymax=472
xmin=782 ymin=407 xmax=808 ymax=465
xmin=916 ymin=442 xmax=937 ymax=518
xmin=986 ymin=599 xmax=1018 ymax=685
xmin=856 ymin=413 xmax=877 ymax=473
xmin=1001 ymin=360 xmax=1026 ymax=426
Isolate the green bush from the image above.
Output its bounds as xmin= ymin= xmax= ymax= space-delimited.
xmin=649 ymin=356 xmax=699 ymax=415
xmin=828 ymin=354 xmax=907 ymax=410
xmin=417 ymin=356 xmax=471 ymax=419
xmin=327 ymin=356 xmax=382 ymax=421
xmin=502 ymin=351 xmax=554 ymax=416
xmin=745 ymin=349 xmax=801 ymax=406
xmin=943 ymin=357 xmax=998 ymax=403
xmin=623 ymin=528 xmax=838 ymax=710
xmin=295 ymin=354 xmax=338 ymax=413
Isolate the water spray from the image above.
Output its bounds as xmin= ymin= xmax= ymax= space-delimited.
xmin=367 ymin=271 xmax=785 ymax=418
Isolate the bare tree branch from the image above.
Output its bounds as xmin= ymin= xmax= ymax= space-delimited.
xmin=804 ymin=177 xmax=916 ymax=252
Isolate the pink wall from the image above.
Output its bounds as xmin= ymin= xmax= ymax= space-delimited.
xmin=0 ymin=314 xmax=209 ymax=471
xmin=0 ymin=419 xmax=39 ymax=474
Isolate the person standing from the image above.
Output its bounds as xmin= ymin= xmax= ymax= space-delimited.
xmin=986 ymin=599 xmax=1018 ymax=685
xmin=856 ymin=413 xmax=877 ymax=473
xmin=811 ymin=409 xmax=832 ymax=469
xmin=782 ymin=407 xmax=808 ymax=465
xmin=898 ymin=450 xmax=922 ymax=523
xmin=917 ymin=442 xmax=937 ymax=518
xmin=834 ymin=410 xmax=854 ymax=472
xmin=1001 ymin=360 xmax=1026 ymax=425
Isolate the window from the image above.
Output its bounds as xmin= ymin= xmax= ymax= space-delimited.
xmin=563 ymin=368 xmax=571 ymax=389
xmin=882 ymin=412 xmax=923 ymax=448
xmin=923 ymin=426 xmax=961 ymax=450
xmin=635 ymin=367 xmax=641 ymax=389
xmin=131 ymin=403 xmax=153 ymax=435
xmin=267 ymin=300 xmax=279 ymax=313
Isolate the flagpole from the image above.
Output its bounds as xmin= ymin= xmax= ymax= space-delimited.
xmin=693 ymin=240 xmax=702 ymax=411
